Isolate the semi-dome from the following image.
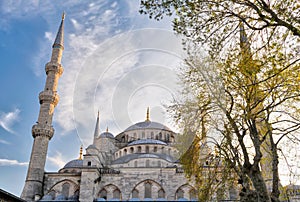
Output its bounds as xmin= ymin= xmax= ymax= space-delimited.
xmin=99 ymin=131 xmax=114 ymax=139
xmin=112 ymin=153 xmax=176 ymax=164
xmin=124 ymin=121 xmax=171 ymax=132
xmin=63 ymin=159 xmax=83 ymax=168
xmin=128 ymin=139 xmax=167 ymax=146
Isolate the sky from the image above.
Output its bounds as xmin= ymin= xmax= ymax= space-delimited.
xmin=0 ymin=0 xmax=185 ymax=196
xmin=0 ymin=0 xmax=299 ymax=198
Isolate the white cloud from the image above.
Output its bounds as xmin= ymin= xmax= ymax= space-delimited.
xmin=47 ymin=152 xmax=66 ymax=169
xmin=0 ymin=108 xmax=20 ymax=134
xmin=0 ymin=158 xmax=28 ymax=166
xmin=0 ymin=139 xmax=10 ymax=145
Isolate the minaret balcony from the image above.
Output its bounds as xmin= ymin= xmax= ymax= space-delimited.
xmin=45 ymin=62 xmax=64 ymax=75
xmin=32 ymin=124 xmax=54 ymax=139
xmin=39 ymin=90 xmax=59 ymax=106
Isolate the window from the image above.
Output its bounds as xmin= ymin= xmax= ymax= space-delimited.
xmin=137 ymin=146 xmax=142 ymax=153
xmin=158 ymin=189 xmax=165 ymax=198
xmin=62 ymin=182 xmax=70 ymax=198
xmin=177 ymin=189 xmax=184 ymax=199
xmin=87 ymin=161 xmax=91 ymax=166
xmin=124 ymin=149 xmax=127 ymax=155
xmin=113 ymin=189 xmax=121 ymax=199
xmin=130 ymin=147 xmax=134 ymax=153
xmin=151 ymin=132 xmax=154 ymax=139
xmin=132 ymin=189 xmax=139 ymax=198
xmin=153 ymin=147 xmax=157 ymax=152
xmin=161 ymin=147 xmax=164 ymax=154
xmin=189 ymin=189 xmax=197 ymax=200
xmin=144 ymin=182 xmax=152 ymax=198
xmin=146 ymin=146 xmax=149 ymax=153
xmin=142 ymin=132 xmax=145 ymax=138
xmin=99 ymin=189 xmax=107 ymax=199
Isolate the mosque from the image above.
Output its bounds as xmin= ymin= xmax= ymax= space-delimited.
xmin=19 ymin=14 xmax=199 ymax=202
xmin=20 ymin=14 xmax=243 ymax=202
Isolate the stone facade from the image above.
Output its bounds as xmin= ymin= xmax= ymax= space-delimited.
xmin=39 ymin=114 xmax=197 ymax=201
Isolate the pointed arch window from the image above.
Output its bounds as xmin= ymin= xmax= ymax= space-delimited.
xmin=132 ymin=189 xmax=139 ymax=198
xmin=113 ymin=189 xmax=121 ymax=199
xmin=158 ymin=189 xmax=165 ymax=198
xmin=177 ymin=189 xmax=184 ymax=199
xmin=99 ymin=189 xmax=107 ymax=199
xmin=144 ymin=182 xmax=152 ymax=198
xmin=62 ymin=182 xmax=70 ymax=198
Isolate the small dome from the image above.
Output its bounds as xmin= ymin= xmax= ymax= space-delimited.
xmin=99 ymin=131 xmax=114 ymax=139
xmin=128 ymin=139 xmax=167 ymax=146
xmin=124 ymin=121 xmax=172 ymax=132
xmin=63 ymin=159 xmax=83 ymax=168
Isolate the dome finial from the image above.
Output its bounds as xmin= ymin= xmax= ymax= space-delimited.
xmin=78 ymin=145 xmax=83 ymax=160
xmin=146 ymin=107 xmax=150 ymax=121
xmin=106 ymin=126 xmax=109 ymax=133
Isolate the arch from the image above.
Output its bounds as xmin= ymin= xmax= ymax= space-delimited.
xmin=98 ymin=184 xmax=122 ymax=200
xmin=113 ymin=189 xmax=121 ymax=199
xmin=158 ymin=189 xmax=165 ymax=198
xmin=61 ymin=182 xmax=70 ymax=198
xmin=124 ymin=149 xmax=127 ymax=155
xmin=132 ymin=189 xmax=139 ymax=198
xmin=98 ymin=189 xmax=107 ymax=199
xmin=175 ymin=184 xmax=197 ymax=200
xmin=144 ymin=181 xmax=152 ymax=198
xmin=137 ymin=146 xmax=142 ymax=153
xmin=130 ymin=147 xmax=134 ymax=153
xmin=131 ymin=179 xmax=163 ymax=200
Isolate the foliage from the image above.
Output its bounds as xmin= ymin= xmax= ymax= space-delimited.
xmin=140 ymin=0 xmax=300 ymax=58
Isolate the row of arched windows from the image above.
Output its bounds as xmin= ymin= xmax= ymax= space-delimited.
xmin=97 ymin=182 xmax=197 ymax=200
xmin=115 ymin=145 xmax=176 ymax=159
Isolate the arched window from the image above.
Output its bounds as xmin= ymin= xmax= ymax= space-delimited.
xmin=158 ymin=189 xmax=165 ymax=198
xmin=124 ymin=149 xmax=127 ymax=155
xmin=189 ymin=189 xmax=197 ymax=200
xmin=113 ymin=189 xmax=121 ymax=199
xmin=62 ymin=182 xmax=70 ymax=198
xmin=153 ymin=147 xmax=157 ymax=152
xmin=177 ymin=189 xmax=184 ymax=199
xmin=137 ymin=146 xmax=142 ymax=153
xmin=146 ymin=146 xmax=149 ymax=153
xmin=159 ymin=132 xmax=162 ymax=140
xmin=144 ymin=182 xmax=152 ymax=198
xmin=99 ymin=189 xmax=107 ymax=199
xmin=130 ymin=147 xmax=134 ymax=153
xmin=151 ymin=132 xmax=154 ymax=139
xmin=132 ymin=189 xmax=139 ymax=198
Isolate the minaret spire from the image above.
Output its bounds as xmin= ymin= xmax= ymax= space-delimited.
xmin=22 ymin=13 xmax=65 ymax=201
xmin=93 ymin=111 xmax=100 ymax=144
xmin=146 ymin=107 xmax=150 ymax=121
xmin=78 ymin=145 xmax=83 ymax=160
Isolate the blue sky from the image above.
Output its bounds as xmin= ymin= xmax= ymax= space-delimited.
xmin=1 ymin=0 xmax=298 ymax=197
xmin=0 ymin=0 xmax=185 ymax=196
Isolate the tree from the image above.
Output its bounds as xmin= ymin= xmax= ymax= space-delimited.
xmin=140 ymin=1 xmax=300 ymax=201
xmin=140 ymin=0 xmax=300 ymax=58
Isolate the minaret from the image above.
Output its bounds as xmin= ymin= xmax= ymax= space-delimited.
xmin=239 ymin=22 xmax=273 ymax=191
xmin=21 ymin=13 xmax=65 ymax=201
xmin=145 ymin=107 xmax=150 ymax=121
xmin=93 ymin=111 xmax=100 ymax=144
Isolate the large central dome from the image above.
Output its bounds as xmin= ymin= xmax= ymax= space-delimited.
xmin=124 ymin=120 xmax=172 ymax=132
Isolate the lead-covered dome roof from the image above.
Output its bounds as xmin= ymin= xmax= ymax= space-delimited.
xmin=124 ymin=121 xmax=172 ymax=132
xmin=63 ymin=159 xmax=83 ymax=168
xmin=128 ymin=139 xmax=167 ymax=146
xmin=99 ymin=131 xmax=114 ymax=139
